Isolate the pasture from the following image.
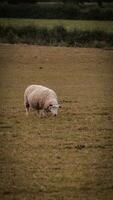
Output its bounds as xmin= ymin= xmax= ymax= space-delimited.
xmin=0 ymin=18 xmax=113 ymax=33
xmin=0 ymin=44 xmax=113 ymax=200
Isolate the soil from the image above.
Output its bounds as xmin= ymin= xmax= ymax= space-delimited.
xmin=0 ymin=44 xmax=113 ymax=200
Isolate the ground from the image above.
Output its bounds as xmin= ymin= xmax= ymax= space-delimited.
xmin=0 ymin=44 xmax=113 ymax=200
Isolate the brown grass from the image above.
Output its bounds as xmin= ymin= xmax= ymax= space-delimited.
xmin=0 ymin=44 xmax=113 ymax=200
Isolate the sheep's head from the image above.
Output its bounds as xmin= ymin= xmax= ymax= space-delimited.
xmin=46 ymin=104 xmax=61 ymax=116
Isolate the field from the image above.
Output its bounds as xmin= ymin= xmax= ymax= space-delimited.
xmin=0 ymin=18 xmax=113 ymax=33
xmin=0 ymin=44 xmax=113 ymax=200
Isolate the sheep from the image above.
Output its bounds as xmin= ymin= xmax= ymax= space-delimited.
xmin=24 ymin=85 xmax=61 ymax=117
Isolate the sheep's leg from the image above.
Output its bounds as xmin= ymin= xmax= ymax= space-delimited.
xmin=25 ymin=102 xmax=29 ymax=116
xmin=25 ymin=107 xmax=29 ymax=116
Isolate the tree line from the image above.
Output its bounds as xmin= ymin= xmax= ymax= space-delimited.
xmin=0 ymin=0 xmax=113 ymax=6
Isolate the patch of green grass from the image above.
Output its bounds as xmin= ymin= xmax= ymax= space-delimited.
xmin=0 ymin=18 xmax=113 ymax=33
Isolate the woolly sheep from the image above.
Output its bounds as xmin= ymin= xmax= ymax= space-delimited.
xmin=24 ymin=85 xmax=61 ymax=116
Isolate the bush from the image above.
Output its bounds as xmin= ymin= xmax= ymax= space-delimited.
xmin=0 ymin=24 xmax=113 ymax=47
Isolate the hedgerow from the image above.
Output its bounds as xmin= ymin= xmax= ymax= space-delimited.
xmin=0 ymin=24 xmax=113 ymax=47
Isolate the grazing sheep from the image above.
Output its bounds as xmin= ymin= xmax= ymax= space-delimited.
xmin=24 ymin=85 xmax=61 ymax=116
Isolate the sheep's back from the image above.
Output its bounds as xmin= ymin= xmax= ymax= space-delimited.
xmin=27 ymin=88 xmax=50 ymax=109
xmin=24 ymin=85 xmax=58 ymax=109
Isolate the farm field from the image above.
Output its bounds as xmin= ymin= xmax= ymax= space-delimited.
xmin=0 ymin=44 xmax=113 ymax=200
xmin=0 ymin=18 xmax=113 ymax=33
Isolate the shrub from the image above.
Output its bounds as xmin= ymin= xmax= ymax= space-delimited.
xmin=0 ymin=24 xmax=113 ymax=47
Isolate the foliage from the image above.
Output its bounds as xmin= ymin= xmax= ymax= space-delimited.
xmin=0 ymin=24 xmax=113 ymax=47
xmin=0 ymin=3 xmax=113 ymax=20
xmin=0 ymin=0 xmax=113 ymax=5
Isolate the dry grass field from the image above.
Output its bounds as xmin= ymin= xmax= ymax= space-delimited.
xmin=0 ymin=44 xmax=113 ymax=200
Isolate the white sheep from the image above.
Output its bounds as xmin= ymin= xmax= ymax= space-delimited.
xmin=24 ymin=85 xmax=61 ymax=116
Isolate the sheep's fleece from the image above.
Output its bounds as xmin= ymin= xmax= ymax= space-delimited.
xmin=24 ymin=85 xmax=60 ymax=116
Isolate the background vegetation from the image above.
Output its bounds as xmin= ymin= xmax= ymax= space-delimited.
xmin=0 ymin=23 xmax=113 ymax=47
xmin=1 ymin=18 xmax=113 ymax=33
xmin=0 ymin=1 xmax=113 ymax=20
xmin=0 ymin=1 xmax=113 ymax=46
